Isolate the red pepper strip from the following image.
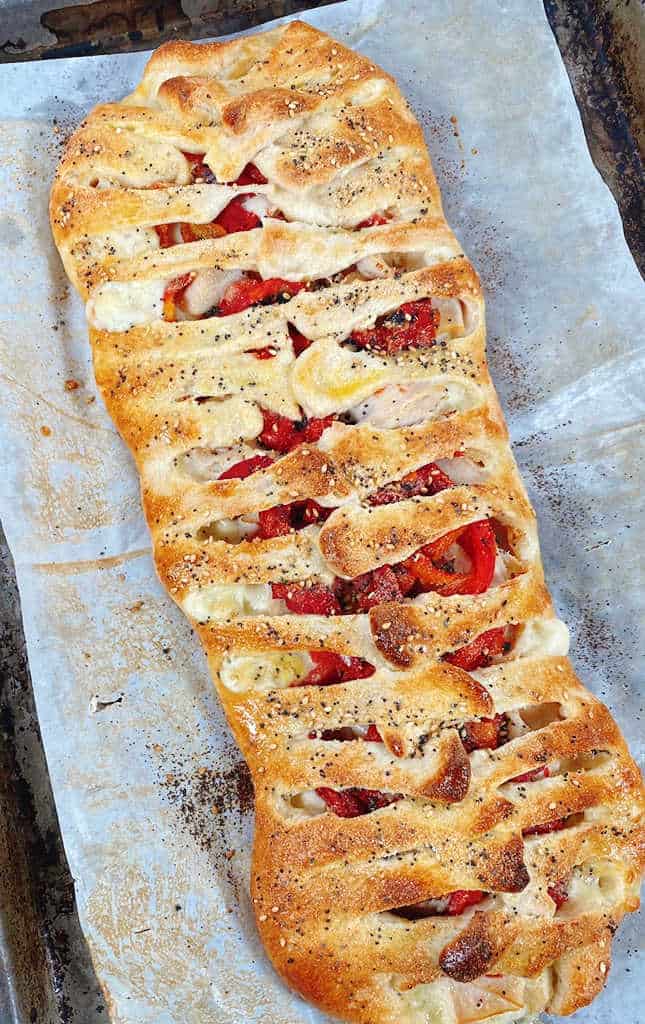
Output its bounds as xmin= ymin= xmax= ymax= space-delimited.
xmin=511 ymin=765 xmax=550 ymax=784
xmin=179 ymin=222 xmax=227 ymax=243
xmin=311 ymin=727 xmax=359 ymax=741
xmin=316 ymin=786 xmax=401 ymax=818
xmin=233 ymin=163 xmax=268 ymax=186
xmin=215 ymin=195 xmax=262 ymax=234
xmin=336 ymin=565 xmax=405 ymax=614
xmin=258 ymin=408 xmax=335 ymax=453
xmin=356 ymin=212 xmax=390 ymax=228
xmin=523 ymin=818 xmax=568 ymax=837
xmin=217 ymin=455 xmax=274 ymax=480
xmin=335 ymin=519 xmax=496 ymax=614
xmin=455 ymin=521 xmax=498 ymax=591
xmin=212 ymin=164 xmax=270 ymax=233
xmin=315 ymin=788 xmax=366 ymax=817
xmin=245 ymin=346 xmax=277 ymax=359
xmin=391 ymin=561 xmax=419 ymax=596
xmin=369 ymin=461 xmax=454 ymax=506
xmin=405 ymin=519 xmax=497 ymax=597
xmin=155 ymin=223 xmax=176 ymax=248
xmin=547 ymin=879 xmax=569 ymax=909
xmin=444 ymin=627 xmax=507 ymax=671
xmin=445 ymin=890 xmax=487 ymax=915
xmin=335 ymin=517 xmax=496 ymax=615
xmin=299 ymin=651 xmax=375 ymax=687
xmin=162 ymin=273 xmax=195 ymax=322
xmin=311 ymin=723 xmax=383 ymax=742
xmin=300 ymin=500 xmax=334 ymax=527
xmin=460 ymin=713 xmax=507 ymax=754
xmin=272 ymin=582 xmax=340 ymax=616
xmin=218 ymin=277 xmax=308 ymax=317
xmin=257 ymin=504 xmax=292 ymax=539
xmin=350 ymin=299 xmax=440 ymax=354
xmin=289 ymin=324 xmax=313 ymax=356
xmin=364 ymin=724 xmax=383 ymax=742
xmin=257 ymin=499 xmax=333 ymax=539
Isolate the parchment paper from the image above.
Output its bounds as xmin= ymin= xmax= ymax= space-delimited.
xmin=0 ymin=2 xmax=643 ymax=1021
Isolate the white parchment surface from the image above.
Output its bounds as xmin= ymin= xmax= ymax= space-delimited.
xmin=0 ymin=1 xmax=643 ymax=1021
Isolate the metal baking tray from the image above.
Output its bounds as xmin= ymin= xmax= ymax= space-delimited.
xmin=0 ymin=1 xmax=642 ymax=1021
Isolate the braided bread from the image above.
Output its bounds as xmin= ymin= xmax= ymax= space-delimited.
xmin=50 ymin=21 xmax=644 ymax=1024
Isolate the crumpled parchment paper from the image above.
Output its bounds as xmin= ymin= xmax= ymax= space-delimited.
xmin=0 ymin=1 xmax=643 ymax=1021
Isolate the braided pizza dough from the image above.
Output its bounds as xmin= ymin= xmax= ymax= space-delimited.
xmin=50 ymin=21 xmax=644 ymax=1024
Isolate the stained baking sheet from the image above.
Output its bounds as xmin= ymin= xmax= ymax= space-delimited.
xmin=0 ymin=1 xmax=643 ymax=1021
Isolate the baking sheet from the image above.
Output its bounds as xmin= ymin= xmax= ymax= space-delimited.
xmin=0 ymin=1 xmax=643 ymax=1021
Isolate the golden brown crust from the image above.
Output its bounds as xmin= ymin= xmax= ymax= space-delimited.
xmin=50 ymin=20 xmax=644 ymax=1024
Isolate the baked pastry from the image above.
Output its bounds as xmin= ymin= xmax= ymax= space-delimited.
xmin=50 ymin=20 xmax=644 ymax=1024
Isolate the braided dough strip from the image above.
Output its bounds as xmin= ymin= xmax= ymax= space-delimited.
xmin=50 ymin=21 xmax=644 ymax=1024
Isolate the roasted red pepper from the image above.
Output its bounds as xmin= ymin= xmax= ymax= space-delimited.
xmin=356 ymin=212 xmax=390 ymax=228
xmin=404 ymin=519 xmax=497 ymax=597
xmin=445 ymin=890 xmax=487 ymax=915
xmin=310 ymin=723 xmax=382 ymax=742
xmin=316 ymin=786 xmax=401 ymax=818
xmin=218 ymin=277 xmax=308 ymax=316
xmin=258 ymin=408 xmax=335 ymax=453
xmin=215 ymin=195 xmax=262 ymax=234
xmin=369 ymin=461 xmax=453 ymax=506
xmin=547 ymin=878 xmax=569 ymax=909
xmin=295 ymin=651 xmax=375 ymax=687
xmin=350 ymin=299 xmax=440 ymax=354
xmin=460 ymin=713 xmax=507 ymax=753
xmin=444 ymin=627 xmax=507 ymax=671
xmin=162 ymin=273 xmax=195 ymax=321
xmin=334 ymin=519 xmax=497 ymax=613
xmin=217 ymin=455 xmax=274 ymax=480
xmin=364 ymin=724 xmax=383 ymax=742
xmin=213 ymin=163 xmax=269 ymax=232
xmin=164 ymin=161 xmax=269 ymax=242
xmin=257 ymin=499 xmax=333 ymax=539
xmin=523 ymin=817 xmax=568 ymax=837
xmin=245 ymin=345 xmax=277 ymax=359
xmin=257 ymin=504 xmax=292 ymax=539
xmin=336 ymin=565 xmax=406 ymax=613
xmin=232 ymin=163 xmax=268 ymax=186
xmin=271 ymin=582 xmax=340 ymax=616
xmin=155 ymin=223 xmax=175 ymax=248
xmin=289 ymin=324 xmax=313 ymax=356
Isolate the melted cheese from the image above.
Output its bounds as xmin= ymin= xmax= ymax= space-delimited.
xmin=287 ymin=790 xmax=327 ymax=817
xmin=182 ymin=583 xmax=283 ymax=621
xmin=220 ymin=651 xmax=308 ymax=693
xmin=87 ymin=279 xmax=164 ymax=331
xmin=291 ymin=338 xmax=390 ymax=415
xmin=183 ymin=268 xmax=243 ymax=317
xmin=199 ymin=517 xmax=258 ymax=543
xmin=514 ymin=617 xmax=570 ymax=659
